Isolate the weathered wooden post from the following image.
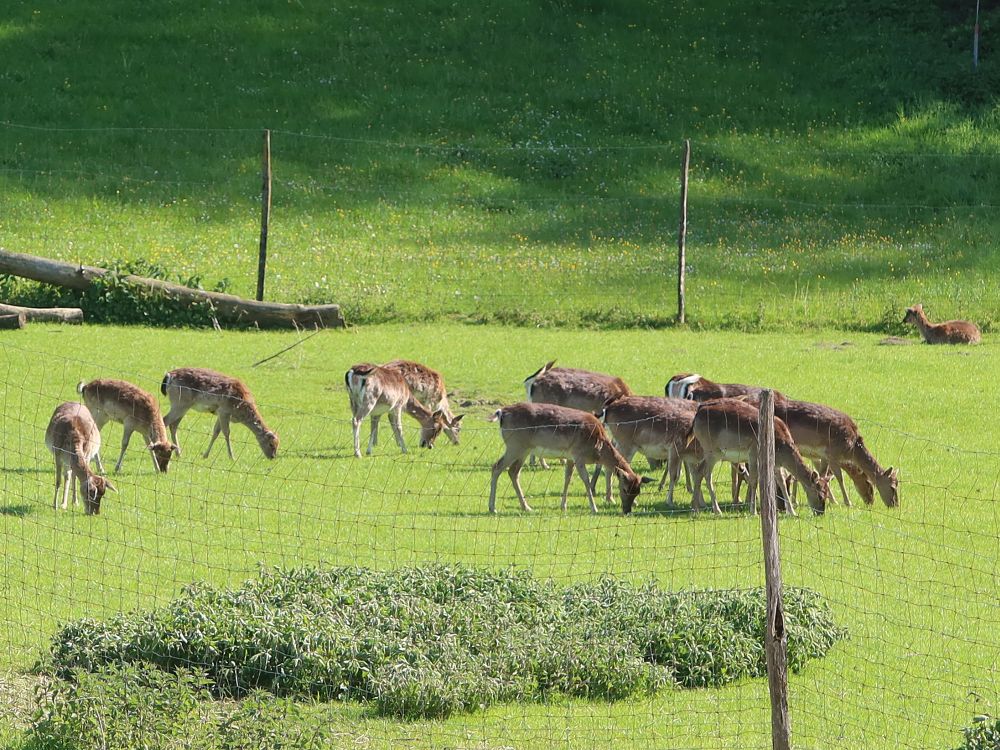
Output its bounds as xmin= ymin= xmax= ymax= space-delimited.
xmin=677 ymin=139 xmax=690 ymax=324
xmin=758 ymin=389 xmax=791 ymax=750
xmin=256 ymin=129 xmax=272 ymax=302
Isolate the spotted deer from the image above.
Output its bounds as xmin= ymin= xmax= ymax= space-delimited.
xmin=45 ymin=402 xmax=116 ymax=514
xmin=903 ymin=304 xmax=981 ymax=345
xmin=161 ymin=368 xmax=279 ymax=460
xmin=382 ymin=360 xmax=464 ymax=444
xmin=77 ymin=378 xmax=176 ymax=473
xmin=345 ymin=363 xmax=449 ymax=458
xmin=487 ymin=402 xmax=652 ymax=515
xmin=689 ymin=398 xmax=830 ymax=515
xmin=598 ymin=395 xmax=707 ymax=509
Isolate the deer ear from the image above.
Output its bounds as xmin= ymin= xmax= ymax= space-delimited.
xmin=105 ymin=480 xmax=118 ymax=493
xmin=640 ymin=476 xmax=656 ymax=485
xmin=452 ymin=414 xmax=465 ymax=424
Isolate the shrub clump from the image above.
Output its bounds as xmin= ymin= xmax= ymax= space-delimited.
xmin=955 ymin=714 xmax=1000 ymax=750
xmin=40 ymin=565 xmax=846 ymax=719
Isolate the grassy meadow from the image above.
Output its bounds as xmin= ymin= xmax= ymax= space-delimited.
xmin=0 ymin=323 xmax=998 ymax=749
xmin=2 ymin=0 xmax=1000 ymax=330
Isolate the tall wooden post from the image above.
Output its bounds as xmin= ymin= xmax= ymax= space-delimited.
xmin=256 ymin=129 xmax=272 ymax=302
xmin=677 ymin=139 xmax=690 ymax=324
xmin=757 ymin=389 xmax=791 ymax=750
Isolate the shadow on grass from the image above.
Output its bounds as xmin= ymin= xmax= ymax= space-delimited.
xmin=0 ymin=504 xmax=35 ymax=517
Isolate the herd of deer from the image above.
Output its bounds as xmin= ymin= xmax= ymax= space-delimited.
xmin=44 ymin=303 xmax=977 ymax=516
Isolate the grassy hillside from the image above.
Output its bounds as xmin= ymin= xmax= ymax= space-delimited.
xmin=2 ymin=0 xmax=1000 ymax=329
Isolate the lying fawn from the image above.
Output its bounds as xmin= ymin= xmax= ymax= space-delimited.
xmin=45 ymin=402 xmax=116 ymax=514
xmin=78 ymin=378 xmax=176 ymax=473
xmin=903 ymin=304 xmax=981 ymax=345
xmin=383 ymin=360 xmax=464 ymax=444
xmin=346 ymin=363 xmax=449 ymax=458
xmin=161 ymin=368 xmax=279 ymax=460
xmin=689 ymin=398 xmax=830 ymax=515
xmin=487 ymin=402 xmax=652 ymax=515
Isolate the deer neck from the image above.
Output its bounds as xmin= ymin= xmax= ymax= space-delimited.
xmin=403 ymin=396 xmax=435 ymax=427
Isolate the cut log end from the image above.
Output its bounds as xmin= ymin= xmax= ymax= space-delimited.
xmin=0 ymin=312 xmax=27 ymax=330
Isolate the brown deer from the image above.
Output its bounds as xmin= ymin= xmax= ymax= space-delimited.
xmin=487 ymin=402 xmax=652 ymax=515
xmin=774 ymin=398 xmax=898 ymax=508
xmin=689 ymin=398 xmax=830 ymax=515
xmin=161 ymin=368 xmax=279 ymax=460
xmin=903 ymin=304 xmax=981 ymax=345
xmin=77 ymin=379 xmax=176 ymax=473
xmin=45 ymin=402 xmax=116 ymax=514
xmin=666 ymin=373 xmax=785 ymax=502
xmin=345 ymin=363 xmax=450 ymax=458
xmin=525 ymin=360 xmax=635 ymax=475
xmin=598 ymin=396 xmax=707 ymax=509
xmin=382 ymin=360 xmax=464 ymax=444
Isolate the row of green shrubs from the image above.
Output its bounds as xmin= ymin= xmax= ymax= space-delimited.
xmin=41 ymin=564 xmax=847 ymax=720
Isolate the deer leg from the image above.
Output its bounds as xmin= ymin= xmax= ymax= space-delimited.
xmin=690 ymin=458 xmax=711 ymax=512
xmin=115 ymin=424 xmax=136 ymax=473
xmin=507 ymin=459 xmax=532 ymax=512
xmin=775 ymin=467 xmax=797 ymax=516
xmin=52 ymin=461 xmax=63 ymax=510
xmin=605 ymin=464 xmax=613 ymax=506
xmin=203 ymin=418 xmax=224 ymax=458
xmin=831 ymin=464 xmax=852 ymax=507
xmin=367 ymin=414 xmax=381 ymax=455
xmin=560 ymin=461 xmax=575 ymax=511
xmin=65 ymin=471 xmax=76 ymax=509
xmin=489 ymin=455 xmax=509 ymax=513
xmin=574 ymin=460 xmax=599 ymax=514
xmin=388 ymin=408 xmax=407 ymax=454
xmin=162 ymin=408 xmax=185 ymax=457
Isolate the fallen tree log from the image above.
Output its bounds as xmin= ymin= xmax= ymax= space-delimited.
xmin=0 ymin=302 xmax=83 ymax=324
xmin=0 ymin=249 xmax=345 ymax=329
xmin=0 ymin=312 xmax=26 ymax=330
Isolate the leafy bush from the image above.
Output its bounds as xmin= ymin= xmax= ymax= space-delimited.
xmin=40 ymin=565 xmax=847 ymax=720
xmin=0 ymin=260 xmax=223 ymax=328
xmin=955 ymin=714 xmax=1000 ymax=750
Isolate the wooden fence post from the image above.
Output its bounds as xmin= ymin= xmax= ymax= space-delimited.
xmin=677 ymin=139 xmax=690 ymax=324
xmin=256 ymin=129 xmax=272 ymax=302
xmin=758 ymin=389 xmax=791 ymax=750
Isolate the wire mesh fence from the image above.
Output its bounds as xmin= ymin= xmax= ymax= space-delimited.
xmin=1 ymin=335 xmax=998 ymax=748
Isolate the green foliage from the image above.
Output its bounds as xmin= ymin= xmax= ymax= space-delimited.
xmin=39 ymin=565 xmax=846 ymax=720
xmin=955 ymin=714 xmax=1000 ymax=750
xmin=0 ymin=260 xmax=218 ymax=327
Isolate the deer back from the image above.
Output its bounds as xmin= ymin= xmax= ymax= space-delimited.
xmin=526 ymin=364 xmax=632 ymax=412
xmin=601 ymin=396 xmax=699 ymax=459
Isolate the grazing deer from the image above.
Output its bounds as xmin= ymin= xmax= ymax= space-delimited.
xmin=524 ymin=360 xmax=635 ymax=473
xmin=689 ymin=398 xmax=830 ymax=515
xmin=903 ymin=304 xmax=981 ymax=345
xmin=667 ymin=374 xmax=785 ymax=502
xmin=45 ymin=402 xmax=116 ymax=514
xmin=774 ymin=398 xmax=898 ymax=508
xmin=77 ymin=378 xmax=176 ymax=473
xmin=161 ymin=368 xmax=279 ymax=460
xmin=345 ymin=363 xmax=450 ymax=458
xmin=487 ymin=402 xmax=652 ymax=515
xmin=383 ymin=360 xmax=464 ymax=444
xmin=598 ymin=396 xmax=707 ymax=509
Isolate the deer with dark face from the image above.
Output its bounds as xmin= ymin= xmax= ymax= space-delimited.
xmin=487 ymin=402 xmax=652 ymax=514
xmin=45 ymin=402 xmax=116 ymax=514
xmin=78 ymin=378 xmax=176 ymax=473
xmin=903 ymin=304 xmax=981 ymax=345
xmin=382 ymin=360 xmax=464 ymax=444
xmin=598 ymin=395 xmax=707 ymax=509
xmin=345 ymin=363 xmax=449 ymax=458
xmin=161 ymin=368 xmax=279 ymax=460
xmin=689 ymin=398 xmax=830 ymax=515
xmin=774 ymin=398 xmax=898 ymax=508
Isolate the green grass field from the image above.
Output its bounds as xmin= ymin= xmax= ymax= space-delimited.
xmin=3 ymin=0 xmax=1000 ymax=330
xmin=0 ymin=323 xmax=997 ymax=748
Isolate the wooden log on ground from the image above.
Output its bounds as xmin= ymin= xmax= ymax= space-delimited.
xmin=0 ymin=302 xmax=83 ymax=324
xmin=0 ymin=248 xmax=345 ymax=329
xmin=0 ymin=312 xmax=27 ymax=329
